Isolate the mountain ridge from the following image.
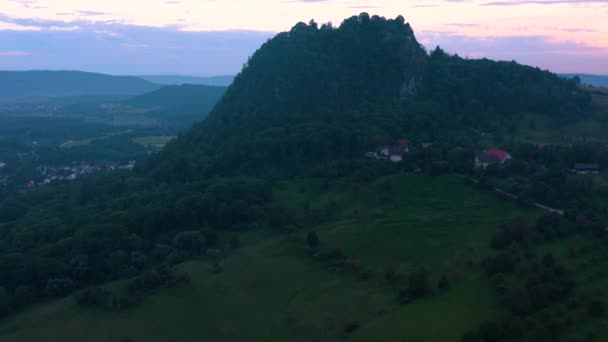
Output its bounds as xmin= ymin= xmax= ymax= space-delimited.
xmin=138 ymin=75 xmax=234 ymax=87
xmin=149 ymin=14 xmax=590 ymax=181
xmin=0 ymin=70 xmax=160 ymax=100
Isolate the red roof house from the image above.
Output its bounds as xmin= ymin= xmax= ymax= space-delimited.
xmin=475 ymin=148 xmax=512 ymax=168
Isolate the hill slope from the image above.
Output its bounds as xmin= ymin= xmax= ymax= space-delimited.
xmin=0 ymin=70 xmax=160 ymax=100
xmin=126 ymin=84 xmax=226 ymax=112
xmin=0 ymin=175 xmax=534 ymax=342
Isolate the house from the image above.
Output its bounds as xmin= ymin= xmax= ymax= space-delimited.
xmin=375 ymin=145 xmax=409 ymax=162
xmin=475 ymin=148 xmax=512 ymax=169
xmin=388 ymin=146 xmax=408 ymax=162
xmin=376 ymin=146 xmax=391 ymax=159
xmin=571 ymin=163 xmax=600 ymax=175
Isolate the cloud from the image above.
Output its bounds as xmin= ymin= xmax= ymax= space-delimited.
xmin=419 ymin=32 xmax=608 ymax=73
xmin=48 ymin=25 xmax=80 ymax=31
xmin=0 ymin=19 xmax=273 ymax=75
xmin=0 ymin=21 xmax=41 ymax=31
xmin=0 ymin=51 xmax=31 ymax=56
xmin=445 ymin=23 xmax=482 ymax=27
xmin=78 ymin=10 xmax=110 ymax=16
xmin=482 ymin=0 xmax=608 ymax=5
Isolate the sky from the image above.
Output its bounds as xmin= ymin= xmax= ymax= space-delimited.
xmin=0 ymin=0 xmax=606 ymax=75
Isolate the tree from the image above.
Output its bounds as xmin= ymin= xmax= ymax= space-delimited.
xmin=409 ymin=267 xmax=430 ymax=298
xmin=438 ymin=275 xmax=450 ymax=291
xmin=588 ymin=299 xmax=605 ymax=317
xmin=230 ymin=235 xmax=243 ymax=249
xmin=0 ymin=287 xmax=11 ymax=316
xmin=45 ymin=277 xmax=75 ymax=298
xmin=307 ymin=232 xmax=320 ymax=249
xmin=385 ymin=264 xmax=399 ymax=284
xmin=173 ymin=231 xmax=206 ymax=255
xmin=479 ymin=321 xmax=503 ymax=342
xmin=75 ymin=287 xmax=110 ymax=308
xmin=461 ymin=331 xmax=481 ymax=342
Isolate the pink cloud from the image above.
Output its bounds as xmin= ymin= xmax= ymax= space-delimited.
xmin=0 ymin=51 xmax=31 ymax=56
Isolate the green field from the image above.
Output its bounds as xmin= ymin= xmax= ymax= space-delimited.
xmin=133 ymin=136 xmax=176 ymax=148
xmin=59 ymin=130 xmax=135 ymax=149
xmin=0 ymin=174 xmax=537 ymax=341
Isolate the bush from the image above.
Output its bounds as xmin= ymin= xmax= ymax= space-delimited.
xmin=343 ymin=322 xmax=360 ymax=334
xmin=75 ymin=287 xmax=111 ymax=308
xmin=461 ymin=331 xmax=482 ymax=342
xmin=173 ymin=230 xmax=206 ymax=255
xmin=588 ymin=299 xmax=605 ymax=317
xmin=385 ymin=264 xmax=399 ymax=284
xmin=230 ymin=235 xmax=243 ymax=249
xmin=306 ymin=232 xmax=320 ymax=249
xmin=45 ymin=277 xmax=75 ymax=298
xmin=408 ymin=267 xmax=430 ymax=298
xmin=438 ymin=275 xmax=450 ymax=291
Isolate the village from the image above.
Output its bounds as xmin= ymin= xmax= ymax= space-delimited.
xmin=32 ymin=160 xmax=137 ymax=187
xmin=0 ymin=159 xmax=136 ymax=189
xmin=367 ymin=140 xmax=601 ymax=175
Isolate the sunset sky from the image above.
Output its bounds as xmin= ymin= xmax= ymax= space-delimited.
xmin=0 ymin=0 xmax=606 ymax=75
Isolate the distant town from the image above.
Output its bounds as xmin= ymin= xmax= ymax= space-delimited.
xmin=0 ymin=159 xmax=136 ymax=189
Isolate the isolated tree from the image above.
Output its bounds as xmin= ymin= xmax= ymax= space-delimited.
xmin=409 ymin=267 xmax=430 ymax=297
xmin=461 ymin=331 xmax=482 ymax=342
xmin=0 ymin=287 xmax=10 ymax=316
xmin=45 ymin=277 xmax=75 ymax=298
xmin=307 ymin=232 xmax=320 ymax=249
xmin=588 ymin=299 xmax=605 ymax=317
xmin=230 ymin=235 xmax=243 ymax=249
xmin=385 ymin=264 xmax=399 ymax=284
xmin=438 ymin=275 xmax=450 ymax=291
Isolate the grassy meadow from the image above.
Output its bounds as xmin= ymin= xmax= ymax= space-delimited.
xmin=0 ymin=174 xmax=538 ymax=341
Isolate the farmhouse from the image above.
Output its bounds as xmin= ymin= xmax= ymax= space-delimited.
xmin=475 ymin=148 xmax=512 ymax=169
xmin=375 ymin=145 xmax=409 ymax=162
xmin=572 ymin=163 xmax=600 ymax=175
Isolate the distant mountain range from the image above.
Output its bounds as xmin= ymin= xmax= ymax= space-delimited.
xmin=0 ymin=70 xmax=160 ymax=101
xmin=562 ymin=74 xmax=608 ymax=87
xmin=138 ymin=75 xmax=234 ymax=87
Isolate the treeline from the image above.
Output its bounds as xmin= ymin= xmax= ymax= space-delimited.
xmin=462 ymin=211 xmax=607 ymax=341
xmin=0 ymin=175 xmax=288 ymax=317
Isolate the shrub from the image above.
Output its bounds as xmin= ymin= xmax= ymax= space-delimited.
xmin=408 ymin=267 xmax=430 ymax=298
xmin=588 ymin=299 xmax=605 ymax=317
xmin=306 ymin=232 xmax=320 ymax=249
xmin=45 ymin=277 xmax=75 ymax=298
xmin=230 ymin=235 xmax=243 ymax=249
xmin=343 ymin=322 xmax=360 ymax=334
xmin=173 ymin=230 xmax=206 ymax=255
xmin=385 ymin=264 xmax=399 ymax=284
xmin=75 ymin=287 xmax=111 ymax=308
xmin=438 ymin=275 xmax=450 ymax=291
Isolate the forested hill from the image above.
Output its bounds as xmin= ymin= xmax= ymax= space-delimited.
xmin=0 ymin=70 xmax=160 ymax=100
xmin=126 ymin=84 xmax=227 ymax=112
xmin=149 ymin=13 xmax=590 ymax=181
